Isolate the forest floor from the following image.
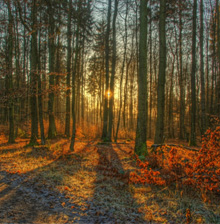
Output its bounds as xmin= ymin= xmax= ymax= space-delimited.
xmin=0 ymin=134 xmax=219 ymax=223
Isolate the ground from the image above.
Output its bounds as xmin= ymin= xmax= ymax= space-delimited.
xmin=0 ymin=134 xmax=219 ymax=223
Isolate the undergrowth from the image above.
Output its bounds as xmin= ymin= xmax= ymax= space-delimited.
xmin=129 ymin=125 xmax=220 ymax=198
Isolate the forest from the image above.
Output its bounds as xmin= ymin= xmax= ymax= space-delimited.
xmin=0 ymin=0 xmax=219 ymax=223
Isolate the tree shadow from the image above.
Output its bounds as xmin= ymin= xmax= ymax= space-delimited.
xmin=115 ymin=143 xmax=133 ymax=155
xmin=0 ymin=140 xmax=146 ymax=223
xmin=0 ymin=141 xmax=95 ymax=223
xmin=91 ymin=143 xmax=145 ymax=223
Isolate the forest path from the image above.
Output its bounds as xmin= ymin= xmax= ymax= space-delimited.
xmin=0 ymin=139 xmax=145 ymax=223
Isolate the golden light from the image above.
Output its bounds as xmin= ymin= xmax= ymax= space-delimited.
xmin=106 ymin=90 xmax=111 ymax=98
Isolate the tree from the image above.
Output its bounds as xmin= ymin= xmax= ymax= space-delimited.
xmin=65 ymin=0 xmax=72 ymax=138
xmin=135 ymin=0 xmax=148 ymax=155
xmin=47 ymin=1 xmax=57 ymax=139
xmin=200 ymin=0 xmax=206 ymax=135
xmin=216 ymin=0 xmax=220 ymax=114
xmin=102 ymin=0 xmax=112 ymax=141
xmin=107 ymin=0 xmax=118 ymax=141
xmin=154 ymin=0 xmax=166 ymax=144
xmin=29 ymin=0 xmax=39 ymax=144
xmin=6 ymin=0 xmax=15 ymax=143
xmin=178 ymin=0 xmax=185 ymax=140
xmin=189 ymin=0 xmax=197 ymax=146
xmin=38 ymin=9 xmax=46 ymax=145
xmin=115 ymin=0 xmax=129 ymax=142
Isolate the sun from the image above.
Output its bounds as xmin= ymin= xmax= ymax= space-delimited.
xmin=106 ymin=90 xmax=111 ymax=98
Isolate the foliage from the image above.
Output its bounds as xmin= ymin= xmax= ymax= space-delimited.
xmin=130 ymin=125 xmax=220 ymax=198
xmin=192 ymin=126 xmax=220 ymax=193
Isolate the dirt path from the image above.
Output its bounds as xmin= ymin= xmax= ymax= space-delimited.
xmin=0 ymin=141 xmax=144 ymax=223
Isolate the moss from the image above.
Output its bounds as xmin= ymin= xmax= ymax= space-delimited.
xmin=135 ymin=142 xmax=148 ymax=156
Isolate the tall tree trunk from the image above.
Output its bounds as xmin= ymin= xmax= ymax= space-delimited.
xmin=216 ymin=0 xmax=220 ymax=114
xmin=81 ymin=36 xmax=85 ymax=125
xmin=189 ymin=0 xmax=197 ymax=146
xmin=65 ymin=0 xmax=72 ymax=137
xmin=200 ymin=0 xmax=206 ymax=135
xmin=135 ymin=0 xmax=148 ymax=155
xmin=149 ymin=1 xmax=153 ymax=139
xmin=154 ymin=0 xmax=166 ymax=144
xmin=70 ymin=24 xmax=79 ymax=151
xmin=48 ymin=1 xmax=57 ymax=139
xmin=14 ymin=10 xmax=21 ymax=137
xmin=102 ymin=0 xmax=111 ymax=141
xmin=206 ymin=34 xmax=209 ymax=120
xmin=168 ymin=55 xmax=175 ymax=138
xmin=29 ymin=0 xmax=38 ymax=144
xmin=115 ymin=0 xmax=128 ymax=142
xmin=108 ymin=0 xmax=118 ymax=141
xmin=38 ymin=13 xmax=45 ymax=145
xmin=7 ymin=0 xmax=15 ymax=143
xmin=179 ymin=2 xmax=185 ymax=140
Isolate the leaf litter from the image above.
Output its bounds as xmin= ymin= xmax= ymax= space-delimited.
xmin=0 ymin=136 xmax=219 ymax=223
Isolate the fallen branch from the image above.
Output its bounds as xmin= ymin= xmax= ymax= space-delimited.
xmin=151 ymin=144 xmax=199 ymax=152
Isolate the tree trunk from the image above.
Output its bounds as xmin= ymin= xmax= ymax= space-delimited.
xmin=200 ymin=0 xmax=206 ymax=135
xmin=38 ymin=13 xmax=45 ymax=145
xmin=135 ymin=0 xmax=148 ymax=155
xmin=149 ymin=1 xmax=153 ymax=139
xmin=178 ymin=2 xmax=185 ymax=140
xmin=65 ymin=0 xmax=72 ymax=138
xmin=102 ymin=0 xmax=111 ymax=141
xmin=70 ymin=24 xmax=79 ymax=151
xmin=108 ymin=0 xmax=118 ymax=141
xmin=216 ymin=0 xmax=220 ymax=114
xmin=48 ymin=1 xmax=57 ymax=139
xmin=29 ymin=0 xmax=38 ymax=145
xmin=7 ymin=0 xmax=15 ymax=143
xmin=115 ymin=0 xmax=128 ymax=142
xmin=154 ymin=0 xmax=166 ymax=144
xmin=189 ymin=0 xmax=197 ymax=146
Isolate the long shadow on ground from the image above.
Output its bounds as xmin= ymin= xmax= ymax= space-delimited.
xmin=0 ymin=140 xmax=146 ymax=223
xmin=89 ymin=143 xmax=145 ymax=223
xmin=0 ymin=140 xmax=95 ymax=223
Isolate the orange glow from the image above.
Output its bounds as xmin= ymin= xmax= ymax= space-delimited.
xmin=106 ymin=90 xmax=111 ymax=98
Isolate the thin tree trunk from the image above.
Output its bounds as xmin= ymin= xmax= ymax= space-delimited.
xmin=154 ymin=0 xmax=166 ymax=144
xmin=7 ymin=0 xmax=15 ymax=143
xmin=65 ymin=0 xmax=72 ymax=137
xmin=189 ymin=0 xmax=197 ymax=146
xmin=108 ymin=0 xmax=118 ymax=141
xmin=178 ymin=2 xmax=185 ymax=140
xmin=38 ymin=14 xmax=45 ymax=145
xmin=200 ymin=0 xmax=206 ymax=135
xmin=149 ymin=1 xmax=153 ymax=139
xmin=48 ymin=1 xmax=57 ymax=139
xmin=29 ymin=0 xmax=38 ymax=144
xmin=70 ymin=24 xmax=79 ymax=151
xmin=168 ymin=55 xmax=175 ymax=138
xmin=216 ymin=0 xmax=220 ymax=114
xmin=115 ymin=0 xmax=128 ymax=142
xmin=102 ymin=0 xmax=111 ymax=141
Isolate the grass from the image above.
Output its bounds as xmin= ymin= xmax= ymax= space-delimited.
xmin=0 ymin=132 xmax=219 ymax=223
